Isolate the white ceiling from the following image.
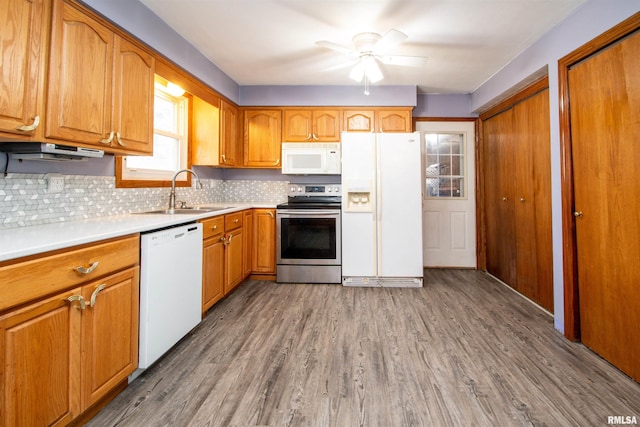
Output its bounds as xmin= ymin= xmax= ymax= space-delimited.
xmin=139 ymin=0 xmax=587 ymax=94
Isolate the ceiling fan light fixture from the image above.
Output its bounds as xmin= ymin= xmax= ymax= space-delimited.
xmin=349 ymin=62 xmax=364 ymax=82
xmin=362 ymin=55 xmax=383 ymax=83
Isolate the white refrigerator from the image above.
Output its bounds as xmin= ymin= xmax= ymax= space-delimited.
xmin=341 ymin=131 xmax=423 ymax=287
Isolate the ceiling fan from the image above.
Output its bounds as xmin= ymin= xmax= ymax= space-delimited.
xmin=316 ymin=29 xmax=427 ymax=94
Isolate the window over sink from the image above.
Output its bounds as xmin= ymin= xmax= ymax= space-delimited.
xmin=115 ymin=75 xmax=190 ymax=188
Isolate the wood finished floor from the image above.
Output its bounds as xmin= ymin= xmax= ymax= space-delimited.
xmin=87 ymin=269 xmax=640 ymax=426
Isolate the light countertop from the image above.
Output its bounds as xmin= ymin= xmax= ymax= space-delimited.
xmin=0 ymin=203 xmax=276 ymax=262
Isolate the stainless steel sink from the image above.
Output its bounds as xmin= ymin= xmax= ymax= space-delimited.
xmin=135 ymin=207 xmax=224 ymax=215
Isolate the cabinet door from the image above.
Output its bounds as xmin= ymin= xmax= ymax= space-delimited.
xmin=243 ymin=210 xmax=253 ymax=278
xmin=202 ymin=234 xmax=225 ymax=313
xmin=80 ymin=267 xmax=139 ymax=409
xmin=243 ymin=110 xmax=281 ymax=167
xmin=220 ymin=99 xmax=239 ymax=166
xmin=0 ymin=288 xmax=82 ymax=427
xmin=377 ymin=109 xmax=412 ymax=132
xmin=283 ymin=109 xmax=312 ymax=141
xmin=0 ymin=0 xmax=46 ymax=138
xmin=112 ymin=36 xmax=155 ymax=154
xmin=312 ymin=109 xmax=341 ymax=141
xmin=224 ymin=228 xmax=244 ymax=294
xmin=252 ymin=209 xmax=276 ymax=274
xmin=46 ymin=0 xmax=114 ymax=145
xmin=192 ymin=95 xmax=221 ymax=166
xmin=343 ymin=110 xmax=375 ymax=133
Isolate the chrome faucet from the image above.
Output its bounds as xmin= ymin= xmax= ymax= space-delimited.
xmin=168 ymin=169 xmax=202 ymax=210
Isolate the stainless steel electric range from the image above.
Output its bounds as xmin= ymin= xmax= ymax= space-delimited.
xmin=276 ymin=184 xmax=341 ymax=284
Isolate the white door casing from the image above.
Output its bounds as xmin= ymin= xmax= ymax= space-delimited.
xmin=417 ymin=121 xmax=476 ymax=268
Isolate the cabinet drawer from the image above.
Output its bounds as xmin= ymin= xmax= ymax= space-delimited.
xmin=224 ymin=212 xmax=244 ymax=231
xmin=201 ymin=216 xmax=225 ymax=239
xmin=0 ymin=234 xmax=139 ymax=313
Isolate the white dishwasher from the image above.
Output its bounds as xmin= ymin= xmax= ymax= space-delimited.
xmin=132 ymin=222 xmax=202 ymax=380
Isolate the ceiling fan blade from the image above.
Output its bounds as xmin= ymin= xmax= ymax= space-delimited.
xmin=316 ymin=40 xmax=357 ymax=55
xmin=324 ymin=59 xmax=359 ymax=72
xmin=379 ymin=55 xmax=428 ymax=67
xmin=373 ymin=29 xmax=407 ymax=54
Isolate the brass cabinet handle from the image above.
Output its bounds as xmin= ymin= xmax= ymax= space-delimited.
xmin=502 ymin=197 xmax=508 ymax=202
xmin=75 ymin=261 xmax=99 ymax=275
xmin=66 ymin=295 xmax=86 ymax=310
xmin=221 ymin=154 xmax=226 ymax=163
xmin=226 ymin=234 xmax=233 ymax=245
xmin=220 ymin=236 xmax=227 ymax=243
xmin=520 ymin=198 xmax=525 ymax=202
xmin=89 ymin=284 xmax=107 ymax=307
xmin=115 ymin=131 xmax=126 ymax=147
xmin=17 ymin=115 xmax=40 ymax=132
xmin=273 ymin=158 xmax=280 ymax=166
xmin=100 ymin=131 xmax=114 ymax=145
xmin=268 ymin=211 xmax=274 ymax=218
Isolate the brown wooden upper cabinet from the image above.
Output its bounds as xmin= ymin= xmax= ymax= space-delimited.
xmin=243 ymin=109 xmax=282 ymax=168
xmin=46 ymin=0 xmax=154 ymax=155
xmin=343 ymin=108 xmax=413 ymax=133
xmin=192 ymin=97 xmax=240 ymax=167
xmin=282 ymin=108 xmax=341 ymax=142
xmin=0 ymin=0 xmax=48 ymax=140
xmin=220 ymin=99 xmax=240 ymax=166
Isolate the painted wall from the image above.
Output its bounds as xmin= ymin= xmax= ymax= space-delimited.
xmin=472 ymin=0 xmax=640 ymax=333
xmin=414 ymin=94 xmax=476 ymax=118
xmin=239 ymin=85 xmax=417 ymax=107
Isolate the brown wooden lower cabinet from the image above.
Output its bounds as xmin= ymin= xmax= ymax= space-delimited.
xmin=200 ymin=216 xmax=225 ymax=313
xmin=223 ymin=225 xmax=244 ymax=294
xmin=0 ymin=235 xmax=140 ymax=426
xmin=252 ymin=208 xmax=276 ymax=276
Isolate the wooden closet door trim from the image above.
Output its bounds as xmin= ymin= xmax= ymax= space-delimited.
xmin=558 ymin=12 xmax=640 ymax=341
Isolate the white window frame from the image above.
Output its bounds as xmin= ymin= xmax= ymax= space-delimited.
xmin=120 ymin=82 xmax=189 ymax=182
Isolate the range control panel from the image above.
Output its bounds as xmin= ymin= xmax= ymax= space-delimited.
xmin=288 ymin=184 xmax=341 ymax=197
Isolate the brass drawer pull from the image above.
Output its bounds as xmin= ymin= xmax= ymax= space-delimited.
xmin=66 ymin=295 xmax=86 ymax=310
xmin=90 ymin=284 xmax=107 ymax=307
xmin=115 ymin=131 xmax=126 ymax=147
xmin=75 ymin=261 xmax=99 ymax=275
xmin=100 ymin=131 xmax=114 ymax=145
xmin=17 ymin=115 xmax=40 ymax=132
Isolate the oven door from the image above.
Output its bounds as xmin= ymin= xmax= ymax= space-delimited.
xmin=276 ymin=210 xmax=341 ymax=266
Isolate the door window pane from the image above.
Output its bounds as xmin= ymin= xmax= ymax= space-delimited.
xmin=425 ymin=132 xmax=465 ymax=198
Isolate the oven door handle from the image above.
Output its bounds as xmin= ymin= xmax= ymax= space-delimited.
xmin=277 ymin=210 xmax=340 ymax=216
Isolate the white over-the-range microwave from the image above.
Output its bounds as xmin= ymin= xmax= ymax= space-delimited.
xmin=281 ymin=142 xmax=341 ymax=175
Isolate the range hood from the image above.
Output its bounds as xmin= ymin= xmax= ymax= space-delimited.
xmin=0 ymin=142 xmax=104 ymax=161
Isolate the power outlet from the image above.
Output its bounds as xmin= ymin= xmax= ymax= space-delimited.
xmin=46 ymin=173 xmax=65 ymax=193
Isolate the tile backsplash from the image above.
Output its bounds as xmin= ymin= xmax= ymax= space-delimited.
xmin=0 ymin=173 xmax=289 ymax=229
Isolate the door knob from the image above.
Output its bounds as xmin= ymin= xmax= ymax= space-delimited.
xmin=574 ymin=211 xmax=583 ymax=218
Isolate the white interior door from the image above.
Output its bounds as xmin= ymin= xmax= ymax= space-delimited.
xmin=417 ymin=121 xmax=476 ymax=268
